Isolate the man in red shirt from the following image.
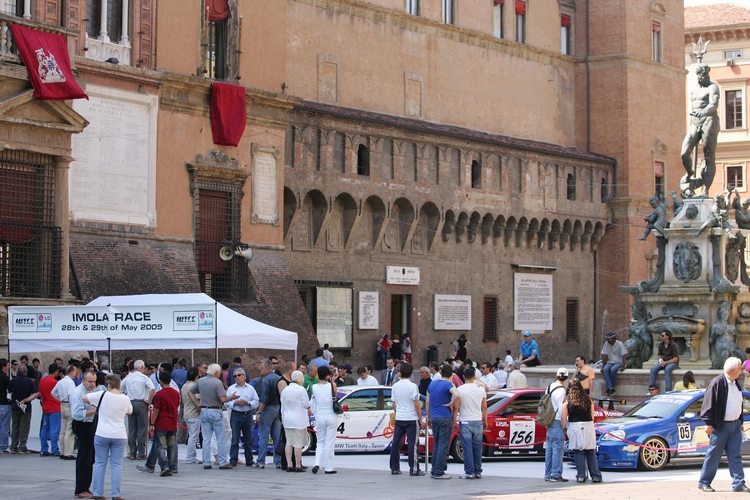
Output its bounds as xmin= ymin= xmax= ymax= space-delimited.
xmin=38 ymin=364 xmax=61 ymax=456
xmin=138 ymin=371 xmax=180 ymax=476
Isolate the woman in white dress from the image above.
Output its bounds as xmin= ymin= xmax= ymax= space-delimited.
xmin=311 ymin=366 xmax=338 ymax=474
xmin=281 ymin=370 xmax=312 ymax=472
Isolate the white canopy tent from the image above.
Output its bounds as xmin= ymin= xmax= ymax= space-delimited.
xmin=8 ymin=293 xmax=298 ymax=358
xmin=88 ymin=293 xmax=298 ymax=351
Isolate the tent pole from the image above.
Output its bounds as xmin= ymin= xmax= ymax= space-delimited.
xmin=191 ymin=349 xmax=194 ymax=367
xmin=108 ymin=338 xmax=111 ymax=370
xmin=214 ymin=301 xmax=218 ymax=364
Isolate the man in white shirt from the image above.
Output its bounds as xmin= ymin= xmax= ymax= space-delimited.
xmin=544 ymin=368 xmax=569 ymax=482
xmin=698 ymin=357 xmax=748 ymax=493
xmin=456 ymin=367 xmax=487 ymax=480
xmin=51 ymin=364 xmax=79 ymax=460
xmin=493 ymin=362 xmax=508 ymax=388
xmin=121 ymin=360 xmax=155 ymax=460
xmin=356 ymin=366 xmax=378 ymax=386
xmin=506 ymin=361 xmax=527 ymax=389
xmin=388 ymin=363 xmax=423 ymax=476
xmin=429 ymin=362 xmax=441 ymax=381
xmin=479 ymin=363 xmax=499 ymax=392
xmin=225 ymin=367 xmax=259 ymax=467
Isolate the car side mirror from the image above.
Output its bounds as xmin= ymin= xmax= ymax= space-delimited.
xmin=683 ymin=412 xmax=697 ymax=420
xmin=499 ymin=408 xmax=514 ymax=416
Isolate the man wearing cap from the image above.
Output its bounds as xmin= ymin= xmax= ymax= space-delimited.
xmin=519 ymin=331 xmax=541 ymax=367
xmin=506 ymin=361 xmax=527 ymax=389
xmin=338 ymin=364 xmax=357 ymax=386
xmin=544 ymin=368 xmax=569 ymax=482
xmin=600 ymin=331 xmax=627 ymax=396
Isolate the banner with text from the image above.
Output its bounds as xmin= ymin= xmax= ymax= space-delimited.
xmin=8 ymin=304 xmax=216 ymax=351
xmin=513 ymin=273 xmax=553 ymax=331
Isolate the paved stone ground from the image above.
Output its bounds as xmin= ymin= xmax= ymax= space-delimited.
xmin=0 ymin=451 xmax=739 ymax=500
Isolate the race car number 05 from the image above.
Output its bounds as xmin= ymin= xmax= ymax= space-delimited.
xmin=509 ymin=421 xmax=535 ymax=448
xmin=678 ymin=422 xmax=691 ymax=441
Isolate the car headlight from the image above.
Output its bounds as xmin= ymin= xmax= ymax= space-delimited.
xmin=600 ymin=430 xmax=626 ymax=441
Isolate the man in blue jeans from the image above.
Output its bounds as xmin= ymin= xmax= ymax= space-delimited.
xmin=0 ymin=359 xmax=11 ymax=453
xmin=456 ymin=367 xmax=487 ymax=480
xmin=188 ymin=363 xmax=239 ymax=469
xmin=649 ymin=331 xmax=679 ymax=392
xmin=427 ymin=364 xmax=460 ymax=479
xmin=600 ymin=331 xmax=628 ymax=396
xmin=256 ymin=359 xmax=282 ymax=468
xmin=544 ymin=368 xmax=569 ymax=482
xmin=226 ymin=367 xmax=259 ymax=466
xmin=138 ymin=372 xmax=180 ymax=476
xmin=698 ymin=357 xmax=749 ymax=493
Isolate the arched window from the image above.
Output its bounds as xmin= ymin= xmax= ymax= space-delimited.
xmin=357 ymin=145 xmax=370 ymax=176
xmin=471 ymin=160 xmax=482 ymax=189
xmin=567 ymin=174 xmax=576 ymax=201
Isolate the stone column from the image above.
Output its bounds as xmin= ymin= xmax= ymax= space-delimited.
xmin=120 ymin=0 xmax=130 ymax=44
xmin=22 ymin=0 xmax=31 ymax=19
xmin=55 ymin=156 xmax=73 ymax=300
xmin=99 ymin=0 xmax=109 ymax=42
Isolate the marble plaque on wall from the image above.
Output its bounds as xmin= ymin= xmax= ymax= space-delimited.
xmin=251 ymin=144 xmax=280 ymax=225
xmin=70 ymin=85 xmax=158 ymax=226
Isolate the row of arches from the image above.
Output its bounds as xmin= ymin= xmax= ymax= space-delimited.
xmin=284 ymin=188 xmax=606 ymax=254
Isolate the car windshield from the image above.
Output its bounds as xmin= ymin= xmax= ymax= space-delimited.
xmin=487 ymin=394 xmax=510 ymax=413
xmin=623 ymin=395 xmax=692 ymax=419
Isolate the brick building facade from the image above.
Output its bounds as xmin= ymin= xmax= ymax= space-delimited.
xmin=0 ymin=0 xmax=687 ymax=370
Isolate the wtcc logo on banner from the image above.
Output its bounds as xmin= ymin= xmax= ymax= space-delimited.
xmin=173 ymin=310 xmax=214 ymax=331
xmin=12 ymin=313 xmax=52 ymax=332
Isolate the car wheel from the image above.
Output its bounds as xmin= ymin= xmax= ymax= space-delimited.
xmin=450 ymin=436 xmax=464 ymax=462
xmin=302 ymin=429 xmax=317 ymax=455
xmin=637 ymin=436 xmax=669 ymax=471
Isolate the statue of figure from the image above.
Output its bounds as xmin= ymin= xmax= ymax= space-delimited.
xmin=625 ymin=302 xmax=653 ymax=368
xmin=639 ymin=196 xmax=669 ymax=241
xmin=695 ymin=193 xmax=733 ymax=237
xmin=709 ymin=301 xmax=745 ymax=369
xmin=669 ymin=190 xmax=684 ymax=215
xmin=729 ymin=187 xmax=750 ymax=230
xmin=680 ymin=63 xmax=720 ymax=198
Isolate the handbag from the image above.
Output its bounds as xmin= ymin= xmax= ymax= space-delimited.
xmin=331 ymin=383 xmax=343 ymax=415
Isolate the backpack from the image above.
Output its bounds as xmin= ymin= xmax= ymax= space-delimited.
xmin=537 ymin=384 xmax=564 ymax=427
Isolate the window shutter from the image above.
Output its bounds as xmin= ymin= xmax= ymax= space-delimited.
xmin=561 ymin=14 xmax=571 ymax=27
xmin=515 ymin=0 xmax=525 ymax=15
xmin=652 ymin=21 xmax=661 ymax=32
xmin=197 ymin=189 xmax=230 ymax=274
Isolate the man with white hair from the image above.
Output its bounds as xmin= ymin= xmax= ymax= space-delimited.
xmin=225 ymin=366 xmax=259 ymax=467
xmin=121 ymin=360 xmax=155 ymax=460
xmin=506 ymin=361 xmax=527 ymax=389
xmin=698 ymin=357 xmax=749 ymax=493
xmin=189 ymin=363 xmax=239 ymax=469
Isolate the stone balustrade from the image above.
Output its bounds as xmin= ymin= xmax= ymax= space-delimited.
xmin=0 ymin=13 xmax=79 ymax=64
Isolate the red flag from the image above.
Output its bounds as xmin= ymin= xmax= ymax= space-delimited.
xmin=11 ymin=24 xmax=87 ymax=101
xmin=210 ymin=81 xmax=246 ymax=147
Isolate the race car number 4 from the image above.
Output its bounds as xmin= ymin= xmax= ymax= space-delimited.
xmin=509 ymin=421 xmax=535 ymax=448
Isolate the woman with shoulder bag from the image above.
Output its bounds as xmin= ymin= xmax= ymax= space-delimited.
xmin=311 ymin=366 xmax=338 ymax=474
xmin=83 ymin=374 xmax=133 ymax=500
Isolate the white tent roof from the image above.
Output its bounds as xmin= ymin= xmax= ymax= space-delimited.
xmin=87 ymin=293 xmax=298 ymax=351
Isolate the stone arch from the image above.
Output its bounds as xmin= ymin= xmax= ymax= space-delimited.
xmin=383 ymin=198 xmax=414 ymax=253
xmin=468 ymin=211 xmax=481 ymax=243
xmin=561 ymin=219 xmax=573 ymax=250
xmin=363 ymin=195 xmax=386 ymax=249
xmin=493 ymin=214 xmax=506 ymax=243
xmin=581 ymin=220 xmax=594 ymax=252
xmin=455 ymin=212 xmax=469 ymax=243
xmin=549 ymin=219 xmax=561 ymax=250
xmin=442 ymin=209 xmax=456 ymax=242
xmin=481 ymin=213 xmax=495 ymax=244
xmin=538 ymin=218 xmax=551 ymax=249
xmin=505 ymin=216 xmax=518 ymax=247
xmin=571 ymin=219 xmax=583 ymax=251
xmin=414 ymin=202 xmax=440 ymax=253
xmin=516 ymin=217 xmax=529 ymax=248
xmin=283 ymin=186 xmax=297 ymax=241
xmin=328 ymin=192 xmax=358 ymax=251
xmin=527 ymin=218 xmax=540 ymax=249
